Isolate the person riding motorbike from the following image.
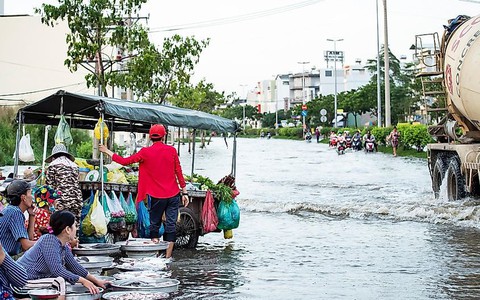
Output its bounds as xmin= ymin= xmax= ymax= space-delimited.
xmin=363 ymin=131 xmax=378 ymax=152
xmin=305 ymin=131 xmax=312 ymax=142
xmin=344 ymin=131 xmax=352 ymax=149
xmin=329 ymin=131 xmax=338 ymax=147
xmin=352 ymin=130 xmax=362 ymax=151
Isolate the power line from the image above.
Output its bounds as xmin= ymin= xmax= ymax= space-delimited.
xmin=149 ymin=0 xmax=323 ymax=33
xmin=0 ymin=59 xmax=67 ymax=73
xmin=0 ymin=82 xmax=84 ymax=97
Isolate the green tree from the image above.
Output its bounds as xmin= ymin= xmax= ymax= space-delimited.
xmin=36 ymin=0 xmax=208 ymax=102
xmin=169 ymin=80 xmax=225 ymax=112
xmin=364 ymin=46 xmax=421 ymax=124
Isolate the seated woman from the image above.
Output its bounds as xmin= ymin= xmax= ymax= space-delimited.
xmin=18 ymin=211 xmax=108 ymax=295
xmin=0 ymin=242 xmax=27 ymax=300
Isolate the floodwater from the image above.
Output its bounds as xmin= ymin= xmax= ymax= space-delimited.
xmin=169 ymin=137 xmax=480 ymax=300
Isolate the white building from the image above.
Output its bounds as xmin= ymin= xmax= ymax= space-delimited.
xmin=246 ymin=62 xmax=373 ymax=114
xmin=0 ymin=15 xmax=93 ymax=105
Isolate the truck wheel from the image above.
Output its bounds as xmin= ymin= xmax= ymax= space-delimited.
xmin=446 ymin=157 xmax=466 ymax=200
xmin=432 ymin=157 xmax=447 ymax=198
xmin=175 ymin=207 xmax=200 ymax=249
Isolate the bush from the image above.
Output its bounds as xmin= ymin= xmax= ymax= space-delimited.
xmin=401 ymin=124 xmax=434 ymax=151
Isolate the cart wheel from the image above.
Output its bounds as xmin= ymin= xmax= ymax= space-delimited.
xmin=175 ymin=207 xmax=200 ymax=249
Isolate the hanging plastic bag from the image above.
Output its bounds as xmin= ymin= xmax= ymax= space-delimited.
xmin=136 ymin=200 xmax=150 ymax=238
xmin=201 ymin=190 xmax=218 ymax=233
xmin=18 ymin=133 xmax=35 ymax=162
xmin=122 ymin=192 xmax=138 ymax=224
xmin=101 ymin=191 xmax=111 ymax=224
xmin=94 ymin=117 xmax=109 ymax=144
xmin=91 ymin=191 xmax=108 ymax=236
xmin=217 ymin=199 xmax=241 ymax=230
xmin=81 ymin=191 xmax=98 ymax=236
xmin=108 ymin=191 xmax=125 ymax=217
xmin=54 ymin=115 xmax=73 ymax=146
xmin=107 ymin=191 xmax=126 ymax=232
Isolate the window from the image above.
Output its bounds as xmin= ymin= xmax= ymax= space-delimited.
xmin=325 ymin=70 xmax=332 ymax=77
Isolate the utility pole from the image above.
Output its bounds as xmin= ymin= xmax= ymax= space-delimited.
xmin=298 ymin=61 xmax=309 ymax=137
xmin=240 ymin=84 xmax=247 ymax=131
xmin=383 ymin=0 xmax=391 ymax=127
xmin=376 ymin=0 xmax=382 ymax=127
xmin=327 ymin=38 xmax=343 ymax=128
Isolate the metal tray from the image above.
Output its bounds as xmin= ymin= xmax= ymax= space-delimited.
xmin=112 ymin=271 xmax=170 ymax=281
xmin=102 ymin=291 xmax=169 ymax=300
xmin=115 ymin=257 xmax=168 ymax=272
xmin=76 ymin=256 xmax=114 ymax=269
xmin=66 ymin=285 xmax=103 ymax=300
xmin=110 ymin=278 xmax=179 ymax=293
xmin=73 ymin=244 xmax=121 ymax=256
xmin=115 ymin=239 xmax=169 ymax=252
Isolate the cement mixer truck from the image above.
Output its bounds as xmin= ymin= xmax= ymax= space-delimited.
xmin=415 ymin=14 xmax=480 ymax=200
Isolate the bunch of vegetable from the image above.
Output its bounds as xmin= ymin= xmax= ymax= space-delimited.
xmin=185 ymin=173 xmax=215 ymax=191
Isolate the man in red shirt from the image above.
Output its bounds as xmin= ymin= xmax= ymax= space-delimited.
xmin=99 ymin=124 xmax=188 ymax=258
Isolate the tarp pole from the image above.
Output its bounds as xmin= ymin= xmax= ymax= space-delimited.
xmin=231 ymin=134 xmax=237 ymax=177
xmin=177 ymin=127 xmax=181 ymax=157
xmin=99 ymin=111 xmax=105 ymax=201
xmin=41 ymin=125 xmax=52 ymax=184
xmin=13 ymin=112 xmax=23 ymax=178
xmin=190 ymin=129 xmax=196 ymax=181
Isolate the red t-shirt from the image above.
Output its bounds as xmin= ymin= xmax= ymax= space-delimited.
xmin=112 ymin=141 xmax=186 ymax=202
xmin=25 ymin=208 xmax=51 ymax=241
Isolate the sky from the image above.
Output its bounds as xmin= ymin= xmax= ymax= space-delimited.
xmin=3 ymin=0 xmax=480 ymax=98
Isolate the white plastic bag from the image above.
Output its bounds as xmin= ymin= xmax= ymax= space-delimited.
xmin=18 ymin=134 xmax=35 ymax=162
xmin=91 ymin=195 xmax=108 ymax=236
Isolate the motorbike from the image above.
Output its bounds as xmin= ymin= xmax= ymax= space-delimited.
xmin=329 ymin=136 xmax=338 ymax=147
xmin=365 ymin=140 xmax=375 ymax=153
xmin=305 ymin=132 xmax=312 ymax=143
xmin=352 ymin=136 xmax=362 ymax=151
xmin=337 ymin=140 xmax=346 ymax=155
xmin=345 ymin=136 xmax=352 ymax=149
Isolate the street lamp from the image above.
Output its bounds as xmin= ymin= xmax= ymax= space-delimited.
xmin=327 ymin=38 xmax=343 ymax=128
xmin=298 ymin=61 xmax=309 ymax=137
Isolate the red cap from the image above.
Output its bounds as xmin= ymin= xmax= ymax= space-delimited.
xmin=149 ymin=124 xmax=166 ymax=138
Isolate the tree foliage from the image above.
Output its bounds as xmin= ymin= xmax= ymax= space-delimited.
xmin=169 ymin=80 xmax=225 ymax=112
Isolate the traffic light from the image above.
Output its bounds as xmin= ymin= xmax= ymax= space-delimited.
xmin=257 ymin=104 xmax=261 ymax=113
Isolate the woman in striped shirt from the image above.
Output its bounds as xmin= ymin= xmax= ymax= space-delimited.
xmin=0 ymin=242 xmax=27 ymax=300
xmin=18 ymin=211 xmax=108 ymax=295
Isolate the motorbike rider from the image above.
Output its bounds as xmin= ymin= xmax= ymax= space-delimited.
xmin=344 ymin=131 xmax=352 ymax=148
xmin=352 ymin=130 xmax=362 ymax=150
xmin=305 ymin=130 xmax=312 ymax=141
xmin=363 ymin=130 xmax=378 ymax=152
xmin=329 ymin=131 xmax=338 ymax=147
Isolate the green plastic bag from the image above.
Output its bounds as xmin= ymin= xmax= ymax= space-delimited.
xmin=121 ymin=192 xmax=137 ymax=224
xmin=217 ymin=199 xmax=240 ymax=230
xmin=55 ymin=115 xmax=73 ymax=146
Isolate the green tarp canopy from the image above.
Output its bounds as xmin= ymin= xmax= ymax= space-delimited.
xmin=18 ymin=90 xmax=240 ymax=134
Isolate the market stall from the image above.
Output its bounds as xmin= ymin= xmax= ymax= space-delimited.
xmin=14 ymin=90 xmax=241 ymax=248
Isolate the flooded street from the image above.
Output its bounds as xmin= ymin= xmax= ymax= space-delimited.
xmin=171 ymin=138 xmax=480 ymax=299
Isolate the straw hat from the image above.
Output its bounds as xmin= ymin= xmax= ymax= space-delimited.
xmin=45 ymin=144 xmax=75 ymax=163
